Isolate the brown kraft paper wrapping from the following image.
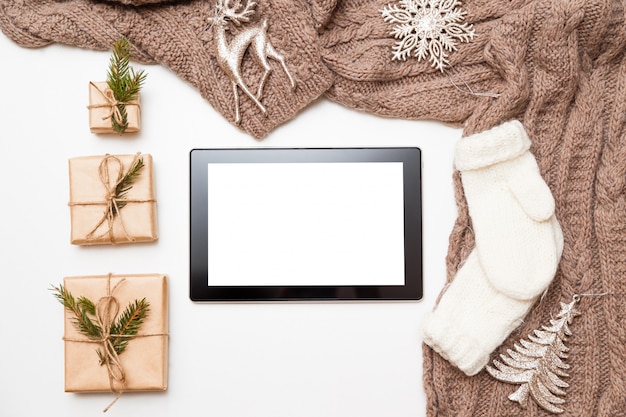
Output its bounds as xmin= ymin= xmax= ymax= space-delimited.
xmin=62 ymin=273 xmax=168 ymax=392
xmin=88 ymin=81 xmax=141 ymax=134
xmin=68 ymin=153 xmax=158 ymax=245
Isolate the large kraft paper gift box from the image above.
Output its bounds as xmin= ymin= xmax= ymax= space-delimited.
xmin=88 ymin=81 xmax=141 ymax=134
xmin=62 ymin=273 xmax=168 ymax=392
xmin=68 ymin=153 xmax=157 ymax=245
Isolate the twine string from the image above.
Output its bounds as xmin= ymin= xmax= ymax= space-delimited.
xmin=92 ymin=154 xmax=133 ymax=243
xmin=97 ymin=276 xmax=126 ymax=412
xmin=447 ymin=69 xmax=501 ymax=98
xmin=572 ymin=291 xmax=613 ymax=303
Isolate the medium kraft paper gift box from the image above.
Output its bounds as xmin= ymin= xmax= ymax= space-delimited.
xmin=88 ymin=81 xmax=141 ymax=134
xmin=62 ymin=273 xmax=169 ymax=392
xmin=68 ymin=153 xmax=158 ymax=245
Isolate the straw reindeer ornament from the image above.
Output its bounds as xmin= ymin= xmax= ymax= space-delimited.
xmin=205 ymin=0 xmax=296 ymax=124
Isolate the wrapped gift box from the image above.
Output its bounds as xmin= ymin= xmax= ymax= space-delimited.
xmin=68 ymin=153 xmax=158 ymax=245
xmin=88 ymin=81 xmax=141 ymax=134
xmin=62 ymin=273 xmax=168 ymax=392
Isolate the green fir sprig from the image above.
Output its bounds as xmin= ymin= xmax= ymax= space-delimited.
xmin=113 ymin=156 xmax=144 ymax=215
xmin=53 ymin=284 xmax=101 ymax=340
xmin=107 ymin=298 xmax=150 ymax=362
xmin=106 ymin=37 xmax=147 ymax=134
xmin=51 ymin=284 xmax=150 ymax=365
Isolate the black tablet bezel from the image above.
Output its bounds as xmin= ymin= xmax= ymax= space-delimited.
xmin=190 ymin=147 xmax=422 ymax=302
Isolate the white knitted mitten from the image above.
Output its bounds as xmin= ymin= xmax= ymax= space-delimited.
xmin=422 ymin=250 xmax=534 ymax=375
xmin=455 ymin=120 xmax=563 ymax=300
xmin=422 ymin=120 xmax=563 ymax=376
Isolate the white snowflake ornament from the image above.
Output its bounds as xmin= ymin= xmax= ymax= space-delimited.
xmin=381 ymin=0 xmax=475 ymax=71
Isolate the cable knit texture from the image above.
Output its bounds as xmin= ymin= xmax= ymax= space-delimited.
xmin=318 ymin=0 xmax=531 ymax=124
xmin=0 ymin=0 xmax=334 ymax=139
xmin=423 ymin=0 xmax=626 ymax=416
xmin=102 ymin=0 xmax=175 ymax=5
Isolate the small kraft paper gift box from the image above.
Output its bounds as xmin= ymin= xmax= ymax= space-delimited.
xmin=58 ymin=274 xmax=169 ymax=397
xmin=88 ymin=81 xmax=141 ymax=134
xmin=68 ymin=152 xmax=158 ymax=245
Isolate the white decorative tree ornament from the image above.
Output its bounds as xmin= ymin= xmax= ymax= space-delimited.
xmin=486 ymin=296 xmax=581 ymax=414
xmin=381 ymin=0 xmax=475 ymax=71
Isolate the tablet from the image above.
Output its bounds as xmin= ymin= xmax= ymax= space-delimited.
xmin=190 ymin=148 xmax=422 ymax=301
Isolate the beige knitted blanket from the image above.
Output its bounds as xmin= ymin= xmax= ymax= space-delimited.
xmin=424 ymin=0 xmax=626 ymax=415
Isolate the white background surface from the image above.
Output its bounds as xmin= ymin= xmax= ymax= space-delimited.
xmin=0 ymin=33 xmax=458 ymax=417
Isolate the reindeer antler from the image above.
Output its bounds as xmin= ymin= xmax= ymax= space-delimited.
xmin=222 ymin=0 xmax=257 ymax=26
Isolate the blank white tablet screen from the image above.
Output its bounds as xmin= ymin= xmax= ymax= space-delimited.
xmin=207 ymin=162 xmax=405 ymax=286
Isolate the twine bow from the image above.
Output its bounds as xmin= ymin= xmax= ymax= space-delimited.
xmin=95 ymin=276 xmax=127 ymax=412
xmin=91 ymin=154 xmax=134 ymax=243
xmin=87 ymin=82 xmax=129 ymax=127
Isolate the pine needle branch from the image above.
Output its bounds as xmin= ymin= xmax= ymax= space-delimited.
xmin=113 ymin=156 xmax=144 ymax=214
xmin=51 ymin=285 xmax=102 ymax=340
xmin=106 ymin=36 xmax=147 ymax=134
xmin=77 ymin=296 xmax=97 ymax=316
xmin=110 ymin=298 xmax=151 ymax=356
